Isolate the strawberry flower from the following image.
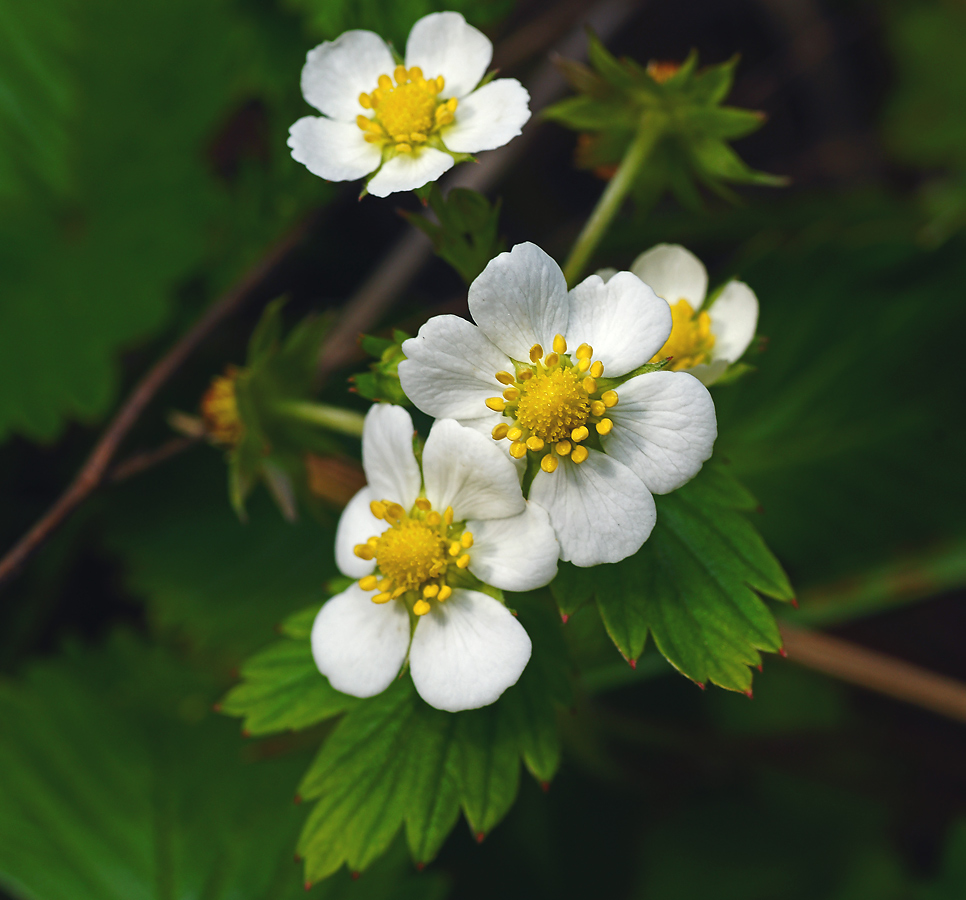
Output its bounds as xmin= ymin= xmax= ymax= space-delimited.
xmin=288 ymin=12 xmax=531 ymax=197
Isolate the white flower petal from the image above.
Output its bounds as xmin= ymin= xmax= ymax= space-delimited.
xmin=567 ymin=272 xmax=673 ymax=376
xmin=409 ymin=589 xmax=531 ymax=712
xmin=687 ymin=358 xmax=730 ymax=386
xmin=399 ymin=315 xmax=509 ymax=420
xmin=422 ymin=419 xmax=525 ymax=521
xmin=468 ymin=242 xmax=569 ymax=361
xmin=602 ymin=371 xmax=717 ymax=495
xmin=288 ymin=116 xmax=382 ymax=183
xmin=443 ymin=78 xmax=531 ymax=153
xmin=467 ymin=503 xmax=559 ymax=591
xmin=405 ymin=12 xmax=492 ymax=99
xmin=361 ymin=404 xmax=421 ymax=510
xmin=630 ymin=243 xmax=708 ymax=307
xmin=335 ymin=487 xmax=380 ymax=578
xmin=311 ymin=584 xmax=411 ymax=699
xmin=708 ymin=279 xmax=759 ymax=363
xmin=367 ymin=148 xmax=454 ymax=198
xmin=301 ymin=31 xmax=395 ymax=121
xmin=529 ymin=450 xmax=656 ymax=567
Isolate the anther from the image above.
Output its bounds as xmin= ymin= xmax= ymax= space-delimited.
xmin=507 ymin=427 xmax=523 ymax=441
xmin=449 ymin=542 xmax=461 ymax=557
xmin=368 ymin=537 xmax=379 ymax=548
xmin=590 ymin=360 xmax=604 ymax=379
xmin=596 ymin=418 xmax=613 ymax=435
xmin=553 ymin=334 xmax=567 ymax=354
xmin=545 ymin=352 xmax=559 ymax=367
xmin=373 ymin=591 xmax=392 ymax=603
xmin=590 ymin=400 xmax=606 ymax=417
xmin=526 ymin=436 xmax=545 ymax=452
xmin=461 ymin=532 xmax=474 ymax=548
xmin=378 ymin=74 xmax=393 ymax=91
xmin=510 ymin=441 xmax=527 ymax=459
xmin=396 ymin=142 xmax=412 ymax=153
xmin=435 ymin=75 xmax=445 ymax=91
xmin=426 ymin=511 xmax=441 ymax=525
xmin=386 ymin=503 xmax=406 ymax=521
xmin=358 ymin=93 xmax=372 ymax=109
xmin=492 ymin=423 xmax=509 ymax=440
xmin=503 ymin=387 xmax=520 ymax=401
xmin=370 ymin=500 xmax=387 ymax=518
xmin=456 ymin=554 xmax=471 ymax=569
xmin=556 ymin=440 xmax=572 ymax=456
xmin=409 ymin=66 xmax=423 ymax=80
xmin=571 ymin=426 xmax=589 ymax=443
xmin=413 ymin=599 xmax=431 ymax=616
xmin=518 ymin=370 xmax=533 ymax=382
xmin=571 ymin=446 xmax=589 ymax=464
xmin=394 ymin=65 xmax=408 ymax=84
xmin=438 ymin=584 xmax=452 ymax=601
xmin=602 ymin=390 xmax=619 ymax=407
xmin=495 ymin=371 xmax=514 ymax=385
xmin=485 ymin=397 xmax=506 ymax=412
xmin=354 ymin=544 xmax=374 ymax=560
xmin=577 ymin=358 xmax=590 ymax=372
xmin=444 ymin=507 xmax=454 ymax=524
xmin=410 ymin=132 xmax=428 ymax=142
xmin=582 ymin=377 xmax=597 ymax=394
xmin=541 ymin=455 xmax=558 ymax=473
xmin=359 ymin=575 xmax=378 ymax=591
xmin=575 ymin=343 xmax=593 ymax=359
xmin=415 ymin=498 xmax=431 ymax=511
xmin=529 ymin=344 xmax=544 ymax=362
xmin=378 ymin=578 xmax=391 ymax=591
xmin=392 ymin=586 xmax=406 ymax=599
xmin=423 ymin=584 xmax=439 ymax=598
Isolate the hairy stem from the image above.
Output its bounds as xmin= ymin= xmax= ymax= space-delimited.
xmin=275 ymin=401 xmax=365 ymax=438
xmin=562 ymin=112 xmax=665 ymax=287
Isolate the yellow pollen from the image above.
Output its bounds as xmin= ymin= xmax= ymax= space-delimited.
xmin=507 ymin=427 xmax=523 ymax=441
xmin=571 ymin=425 xmax=589 ymax=443
xmin=510 ymin=440 xmax=528 ymax=459
xmin=492 ymin=423 xmax=509 ymax=440
xmin=571 ymin=445 xmax=589 ymax=464
xmin=577 ymin=358 xmax=591 ymax=373
xmin=413 ymin=599 xmax=432 ymax=616
xmin=590 ymin=400 xmax=606 ymax=417
xmin=444 ymin=507 xmax=454 ymax=525
xmin=373 ymin=519 xmax=447 ymax=593
xmin=200 ymin=369 xmax=244 ymax=446
xmin=423 ymin=584 xmax=439 ymax=598
xmin=415 ymin=498 xmax=431 ymax=511
xmin=545 ymin=352 xmax=559 ymax=367
xmin=370 ymin=500 xmax=387 ymax=519
xmin=357 ymin=66 xmax=455 ymax=146
xmin=461 ymin=532 xmax=474 ymax=548
xmin=529 ymin=344 xmax=544 ymax=362
xmin=526 ymin=436 xmax=545 ymax=452
xmin=426 ymin=511 xmax=441 ymax=526
xmin=515 ymin=367 xmax=590 ymax=444
xmin=602 ymin=390 xmax=619 ymax=408
xmin=438 ymin=585 xmax=452 ymax=601
xmin=456 ymin=554 xmax=471 ymax=569
xmin=518 ymin=370 xmax=533 ymax=382
xmin=495 ymin=371 xmax=515 ymax=385
xmin=359 ymin=575 xmax=378 ymax=591
xmin=354 ymin=544 xmax=375 ymax=560
xmin=541 ymin=455 xmax=558 ymax=473
xmin=590 ymin=360 xmax=604 ymax=379
xmin=556 ymin=440 xmax=572 ymax=456
xmin=596 ymin=418 xmax=613 ymax=435
xmin=373 ymin=591 xmax=392 ymax=604
xmin=448 ymin=542 xmax=461 ymax=557
xmin=650 ymin=299 xmax=717 ymax=370
xmin=503 ymin=387 xmax=520 ymax=401
xmin=485 ymin=397 xmax=506 ymax=412
xmin=553 ymin=334 xmax=567 ymax=354
xmin=582 ymin=377 xmax=597 ymax=394
xmin=575 ymin=343 xmax=593 ymax=360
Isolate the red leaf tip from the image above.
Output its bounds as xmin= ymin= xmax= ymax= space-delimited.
xmin=304 ymin=882 xmax=312 ymax=892
xmin=351 ymin=872 xmax=360 ymax=881
xmin=696 ymin=682 xmax=706 ymax=691
xmin=790 ymin=598 xmax=799 ymax=609
xmin=416 ymin=863 xmax=425 ymax=872
xmin=756 ymin=663 xmax=763 ymax=672
xmin=628 ymin=658 xmax=637 ymax=670
xmin=241 ymin=728 xmax=251 ymax=738
xmin=541 ymin=781 xmax=550 ymax=792
xmin=560 ymin=612 xmax=569 ymax=623
xmin=294 ymin=794 xmax=302 ymax=805
xmin=475 ymin=831 xmax=485 ymax=844
xmin=211 ymin=703 xmax=222 ymax=713
xmin=779 ymin=647 xmax=788 ymax=658
xmin=744 ymin=689 xmax=754 ymax=699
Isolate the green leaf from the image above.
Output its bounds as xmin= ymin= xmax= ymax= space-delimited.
xmin=689 ymin=137 xmax=789 ymax=187
xmin=553 ymin=463 xmax=792 ymax=692
xmin=541 ymin=95 xmax=631 ymax=131
xmin=226 ymin=593 xmax=568 ymax=879
xmin=0 ymin=635 xmax=443 ymax=900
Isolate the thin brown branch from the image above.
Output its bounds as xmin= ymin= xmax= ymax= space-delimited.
xmin=314 ymin=0 xmax=642 ymax=382
xmin=108 ymin=435 xmax=203 ymax=484
xmin=0 ymin=215 xmax=315 ymax=591
xmin=779 ymin=622 xmax=966 ymax=724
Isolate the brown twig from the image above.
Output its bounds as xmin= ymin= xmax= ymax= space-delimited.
xmin=780 ymin=622 xmax=966 ymax=724
xmin=108 ymin=435 xmax=204 ymax=484
xmin=0 ymin=215 xmax=315 ymax=591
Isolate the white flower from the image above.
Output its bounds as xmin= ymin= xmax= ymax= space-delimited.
xmin=311 ymin=403 xmax=558 ymax=712
xmin=620 ymin=243 xmax=759 ymax=385
xmin=288 ymin=12 xmax=531 ymax=198
xmin=399 ymin=243 xmax=718 ymax=568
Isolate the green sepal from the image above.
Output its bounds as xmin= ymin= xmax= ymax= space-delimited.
xmin=402 ymin=185 xmax=505 ymax=284
xmin=550 ymin=463 xmax=793 ymax=692
xmin=350 ymin=328 xmax=412 ymax=405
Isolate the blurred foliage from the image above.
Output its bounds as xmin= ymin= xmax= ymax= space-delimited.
xmin=0 ymin=635 xmax=448 ymax=900
xmin=351 ymin=330 xmax=413 ymax=406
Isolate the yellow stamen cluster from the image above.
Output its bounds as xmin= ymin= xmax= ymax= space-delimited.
xmin=200 ymin=367 xmax=243 ymax=447
xmin=650 ymin=299 xmax=716 ymax=370
xmin=486 ymin=335 xmax=619 ymax=473
xmin=356 ymin=66 xmax=457 ymax=153
xmin=353 ymin=497 xmax=471 ymax=616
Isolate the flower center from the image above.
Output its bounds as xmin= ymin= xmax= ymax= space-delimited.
xmin=356 ymin=66 xmax=458 ymax=154
xmin=200 ymin=367 xmax=243 ymax=446
xmin=515 ymin=367 xmax=589 ymax=444
xmin=650 ymin=299 xmax=716 ymax=370
xmin=484 ymin=336 xmax=620 ymax=473
xmin=353 ymin=498 xmax=474 ymax=616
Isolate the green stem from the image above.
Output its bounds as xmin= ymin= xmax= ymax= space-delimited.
xmin=275 ymin=401 xmax=365 ymax=438
xmin=561 ymin=112 xmax=665 ymax=287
